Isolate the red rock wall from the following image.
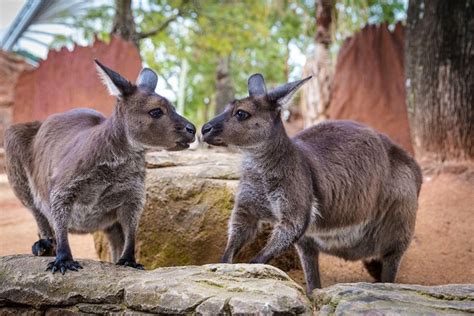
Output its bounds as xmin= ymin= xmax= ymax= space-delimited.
xmin=13 ymin=36 xmax=141 ymax=123
xmin=0 ymin=50 xmax=32 ymax=145
xmin=327 ymin=23 xmax=413 ymax=153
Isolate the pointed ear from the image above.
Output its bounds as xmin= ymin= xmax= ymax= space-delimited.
xmin=94 ymin=59 xmax=135 ymax=97
xmin=267 ymin=76 xmax=312 ymax=108
xmin=248 ymin=73 xmax=267 ymax=96
xmin=136 ymin=68 xmax=158 ymax=92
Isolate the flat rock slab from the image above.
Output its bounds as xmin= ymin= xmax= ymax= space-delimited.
xmin=313 ymin=282 xmax=474 ymax=315
xmin=0 ymin=255 xmax=311 ymax=314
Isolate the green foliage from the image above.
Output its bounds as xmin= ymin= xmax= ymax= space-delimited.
xmin=334 ymin=0 xmax=407 ymax=45
xmin=50 ymin=0 xmax=407 ymax=125
xmin=139 ymin=0 xmax=315 ymax=125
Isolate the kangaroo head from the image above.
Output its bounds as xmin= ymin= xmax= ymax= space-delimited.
xmin=201 ymin=73 xmax=311 ymax=148
xmin=95 ymin=60 xmax=195 ymax=150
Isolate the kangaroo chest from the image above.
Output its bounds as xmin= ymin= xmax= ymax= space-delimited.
xmin=69 ymin=166 xmax=145 ymax=233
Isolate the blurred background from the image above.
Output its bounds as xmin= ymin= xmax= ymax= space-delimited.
xmin=0 ymin=0 xmax=472 ymax=287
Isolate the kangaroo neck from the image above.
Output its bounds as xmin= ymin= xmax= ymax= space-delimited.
xmin=101 ymin=102 xmax=144 ymax=158
xmin=244 ymin=122 xmax=296 ymax=173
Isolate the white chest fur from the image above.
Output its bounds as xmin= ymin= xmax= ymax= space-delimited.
xmin=306 ymin=220 xmax=368 ymax=251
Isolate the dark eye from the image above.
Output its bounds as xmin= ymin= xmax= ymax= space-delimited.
xmin=148 ymin=108 xmax=163 ymax=119
xmin=235 ymin=110 xmax=250 ymax=121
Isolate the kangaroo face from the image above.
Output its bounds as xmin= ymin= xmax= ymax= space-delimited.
xmin=201 ymin=96 xmax=278 ymax=148
xmin=95 ymin=60 xmax=195 ymax=150
xmin=202 ymin=73 xmax=311 ymax=149
xmin=125 ymin=89 xmax=195 ymax=150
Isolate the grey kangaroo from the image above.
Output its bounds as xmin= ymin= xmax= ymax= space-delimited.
xmin=202 ymin=74 xmax=422 ymax=294
xmin=4 ymin=60 xmax=196 ymax=274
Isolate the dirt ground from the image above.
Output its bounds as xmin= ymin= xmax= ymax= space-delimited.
xmin=0 ymin=165 xmax=472 ymax=287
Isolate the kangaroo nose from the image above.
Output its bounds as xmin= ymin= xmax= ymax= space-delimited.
xmin=201 ymin=123 xmax=213 ymax=135
xmin=185 ymin=123 xmax=196 ymax=135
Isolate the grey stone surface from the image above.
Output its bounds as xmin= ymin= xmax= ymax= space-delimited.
xmin=0 ymin=255 xmax=311 ymax=315
xmin=313 ymin=282 xmax=474 ymax=315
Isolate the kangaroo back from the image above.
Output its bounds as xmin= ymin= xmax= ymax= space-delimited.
xmin=4 ymin=121 xmax=42 ymax=208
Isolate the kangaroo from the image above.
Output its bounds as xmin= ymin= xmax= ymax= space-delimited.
xmin=4 ymin=60 xmax=196 ymax=274
xmin=202 ymin=73 xmax=422 ymax=294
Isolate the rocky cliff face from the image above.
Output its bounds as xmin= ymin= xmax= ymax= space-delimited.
xmin=93 ymin=150 xmax=300 ymax=271
xmin=1 ymin=255 xmax=472 ymax=315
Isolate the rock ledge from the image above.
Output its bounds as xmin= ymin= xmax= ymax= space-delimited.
xmin=0 ymin=255 xmax=310 ymax=314
xmin=1 ymin=255 xmax=472 ymax=315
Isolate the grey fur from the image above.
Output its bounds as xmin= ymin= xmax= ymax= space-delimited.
xmin=202 ymin=74 xmax=422 ymax=294
xmin=4 ymin=60 xmax=195 ymax=274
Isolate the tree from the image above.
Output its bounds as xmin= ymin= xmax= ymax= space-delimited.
xmin=111 ymin=0 xmax=137 ymax=44
xmin=215 ymin=55 xmax=235 ymax=114
xmin=405 ymin=0 xmax=473 ymax=161
xmin=110 ymin=0 xmax=185 ymax=48
xmin=302 ymin=0 xmax=334 ymax=126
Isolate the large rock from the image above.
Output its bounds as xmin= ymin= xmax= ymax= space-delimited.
xmin=94 ymin=150 xmax=300 ymax=271
xmin=0 ymin=255 xmax=311 ymax=315
xmin=313 ymin=282 xmax=474 ymax=315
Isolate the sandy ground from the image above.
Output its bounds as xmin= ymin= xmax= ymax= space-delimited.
xmin=0 ymin=168 xmax=473 ymax=287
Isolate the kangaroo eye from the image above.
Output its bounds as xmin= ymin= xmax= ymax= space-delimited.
xmin=235 ymin=110 xmax=250 ymax=121
xmin=149 ymin=108 xmax=163 ymax=119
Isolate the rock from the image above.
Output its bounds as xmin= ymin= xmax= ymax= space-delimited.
xmin=313 ymin=282 xmax=474 ymax=315
xmin=0 ymin=255 xmax=311 ymax=315
xmin=93 ymin=150 xmax=300 ymax=271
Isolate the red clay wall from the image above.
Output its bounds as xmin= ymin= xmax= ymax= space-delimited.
xmin=0 ymin=50 xmax=32 ymax=143
xmin=327 ymin=23 xmax=413 ymax=153
xmin=13 ymin=36 xmax=141 ymax=123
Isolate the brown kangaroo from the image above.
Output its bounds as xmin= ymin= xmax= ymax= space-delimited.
xmin=4 ymin=60 xmax=196 ymax=274
xmin=202 ymin=73 xmax=422 ymax=293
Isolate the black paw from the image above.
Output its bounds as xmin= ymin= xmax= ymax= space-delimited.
xmin=116 ymin=259 xmax=144 ymax=270
xmin=363 ymin=259 xmax=383 ymax=282
xmin=46 ymin=259 xmax=83 ymax=274
xmin=32 ymin=238 xmax=55 ymax=256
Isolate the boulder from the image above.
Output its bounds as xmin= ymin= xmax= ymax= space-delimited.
xmin=313 ymin=282 xmax=474 ymax=315
xmin=93 ymin=150 xmax=300 ymax=271
xmin=0 ymin=255 xmax=311 ymax=315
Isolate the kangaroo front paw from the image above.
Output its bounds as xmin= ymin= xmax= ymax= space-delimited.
xmin=32 ymin=238 xmax=55 ymax=256
xmin=116 ymin=258 xmax=144 ymax=270
xmin=46 ymin=258 xmax=83 ymax=274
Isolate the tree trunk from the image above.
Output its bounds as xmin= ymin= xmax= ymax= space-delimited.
xmin=214 ymin=55 xmax=235 ymax=114
xmin=111 ymin=0 xmax=138 ymax=47
xmin=406 ymin=0 xmax=473 ymax=161
xmin=301 ymin=0 xmax=334 ymax=127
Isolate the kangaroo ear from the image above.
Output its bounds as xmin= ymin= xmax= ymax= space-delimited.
xmin=136 ymin=68 xmax=158 ymax=92
xmin=248 ymin=73 xmax=267 ymax=96
xmin=94 ymin=59 xmax=135 ymax=97
xmin=268 ymin=76 xmax=312 ymax=108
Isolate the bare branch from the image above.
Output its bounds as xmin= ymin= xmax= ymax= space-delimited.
xmin=136 ymin=14 xmax=179 ymax=39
